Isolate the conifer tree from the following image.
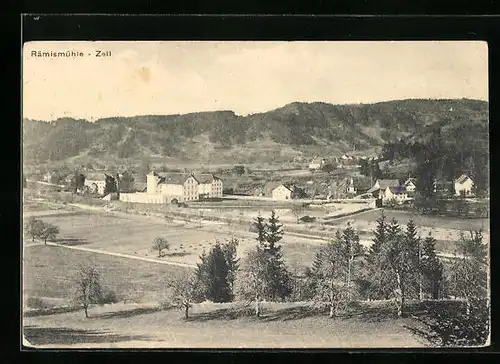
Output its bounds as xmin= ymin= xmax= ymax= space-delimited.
xmin=196 ymin=243 xmax=233 ymax=303
xmin=403 ymin=220 xmax=422 ymax=300
xmin=253 ymin=214 xmax=267 ymax=249
xmin=265 ymin=210 xmax=284 ymax=256
xmin=420 ymin=233 xmax=445 ymax=299
xmin=222 ymin=238 xmax=240 ymax=294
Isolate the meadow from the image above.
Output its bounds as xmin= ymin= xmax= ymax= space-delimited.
xmin=23 ymin=245 xmax=191 ymax=306
xmin=23 ymin=296 xmax=432 ymax=348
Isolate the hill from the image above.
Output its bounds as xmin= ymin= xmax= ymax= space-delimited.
xmin=22 ymin=98 xmax=488 ymax=168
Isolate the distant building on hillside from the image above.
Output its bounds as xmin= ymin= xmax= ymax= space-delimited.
xmin=308 ymin=157 xmax=326 ymax=171
xmin=43 ymin=172 xmax=52 ymax=183
xmin=454 ymin=174 xmax=474 ymax=196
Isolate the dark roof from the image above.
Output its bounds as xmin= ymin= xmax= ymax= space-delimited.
xmin=195 ymin=173 xmax=221 ymax=184
xmin=378 ymin=179 xmax=400 ymax=189
xmin=388 ymin=186 xmax=406 ymax=194
xmin=152 ymin=172 xmax=199 ymax=185
xmin=404 ymin=178 xmax=417 ymax=186
xmin=86 ymin=172 xmax=114 ymax=182
xmin=456 ymin=174 xmax=472 ymax=184
xmin=367 ymin=179 xmax=400 ymax=193
xmin=280 ymin=183 xmax=295 ymax=192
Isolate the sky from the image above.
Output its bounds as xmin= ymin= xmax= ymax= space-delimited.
xmin=22 ymin=41 xmax=488 ymax=121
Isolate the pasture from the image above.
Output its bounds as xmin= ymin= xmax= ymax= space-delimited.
xmin=23 ymin=245 xmax=190 ymax=305
xmin=23 ymin=208 xmax=320 ymax=268
xmin=326 ymin=208 xmax=489 ymax=232
xmin=23 ymin=299 xmax=429 ymax=348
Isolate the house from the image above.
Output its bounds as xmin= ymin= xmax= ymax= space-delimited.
xmin=196 ymin=173 xmax=223 ymax=199
xmin=84 ymin=173 xmax=117 ymax=196
xmin=147 ymin=172 xmax=199 ymax=203
xmin=272 ymin=183 xmax=306 ymax=201
xmin=367 ymin=179 xmax=401 ymax=199
xmin=43 ymin=172 xmax=52 ymax=183
xmin=309 ymin=157 xmax=326 ymax=171
xmin=454 ymin=174 xmax=474 ymax=196
xmin=64 ymin=174 xmax=75 ymax=185
xmin=272 ymin=184 xmax=294 ymax=200
xmin=404 ymin=178 xmax=417 ymax=192
xmin=347 ymin=178 xmax=357 ymax=195
xmin=383 ymin=185 xmax=408 ymax=203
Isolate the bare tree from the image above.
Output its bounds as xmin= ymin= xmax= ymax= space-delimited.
xmin=238 ymin=247 xmax=270 ymax=317
xmin=310 ymin=224 xmax=363 ymax=317
xmin=39 ymin=223 xmax=60 ymax=245
xmin=167 ymin=273 xmax=201 ymax=319
xmin=25 ymin=217 xmax=45 ymax=242
xmin=291 ymin=203 xmax=304 ymax=223
xmin=310 ymin=241 xmax=346 ymax=318
xmin=152 ymin=237 xmax=170 ymax=257
xmin=73 ymin=264 xmax=103 ymax=318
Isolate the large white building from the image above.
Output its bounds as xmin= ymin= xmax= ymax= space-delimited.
xmin=146 ymin=172 xmax=223 ymax=203
xmin=197 ymin=174 xmax=223 ymax=199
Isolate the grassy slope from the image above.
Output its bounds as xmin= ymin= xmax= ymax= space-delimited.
xmin=23 ymin=245 xmax=190 ymax=304
xmin=23 ymin=299 xmax=428 ymax=348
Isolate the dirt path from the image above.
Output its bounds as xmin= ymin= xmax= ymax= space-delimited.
xmin=24 ymin=240 xmax=197 ymax=269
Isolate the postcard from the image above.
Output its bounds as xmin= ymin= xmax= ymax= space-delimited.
xmin=22 ymin=40 xmax=490 ymax=348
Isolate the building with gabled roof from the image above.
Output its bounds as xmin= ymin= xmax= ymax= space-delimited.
xmin=367 ymin=179 xmax=401 ymax=199
xmin=196 ymin=173 xmax=223 ymax=199
xmin=308 ymin=156 xmax=326 ymax=171
xmin=404 ymin=177 xmax=417 ymax=192
xmin=272 ymin=183 xmax=304 ymax=201
xmin=454 ymin=174 xmax=474 ymax=196
xmin=84 ymin=172 xmax=117 ymax=196
xmin=383 ymin=185 xmax=408 ymax=203
xmin=146 ymin=171 xmax=223 ymax=202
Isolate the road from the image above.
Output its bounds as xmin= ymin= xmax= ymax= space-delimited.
xmin=24 ymin=241 xmax=197 ymax=269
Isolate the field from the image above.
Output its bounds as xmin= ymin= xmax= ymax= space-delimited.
xmin=22 ymin=202 xmax=486 ymax=348
xmin=23 ymin=207 xmax=321 ymax=268
xmin=23 ymin=234 xmax=427 ymax=348
xmin=24 ymin=245 xmax=190 ymax=305
xmin=327 ymin=208 xmax=489 ymax=232
xmin=24 ymin=297 xmax=428 ymax=348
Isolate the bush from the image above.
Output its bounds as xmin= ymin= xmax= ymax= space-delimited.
xmin=97 ymin=289 xmax=119 ymax=305
xmin=25 ymin=297 xmax=48 ymax=309
xmin=299 ymin=215 xmax=316 ymax=223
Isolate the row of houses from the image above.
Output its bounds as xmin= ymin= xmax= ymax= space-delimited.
xmin=271 ymin=174 xmax=475 ymax=202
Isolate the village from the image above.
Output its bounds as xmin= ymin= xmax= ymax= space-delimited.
xmin=31 ymin=152 xmax=478 ymax=208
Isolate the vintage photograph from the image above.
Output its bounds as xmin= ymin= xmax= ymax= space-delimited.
xmin=22 ymin=41 xmax=489 ymax=348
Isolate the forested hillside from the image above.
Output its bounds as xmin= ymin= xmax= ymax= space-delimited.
xmin=23 ymin=98 xmax=488 ymax=166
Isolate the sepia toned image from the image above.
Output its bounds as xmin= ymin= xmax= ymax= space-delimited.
xmin=21 ymin=40 xmax=490 ymax=349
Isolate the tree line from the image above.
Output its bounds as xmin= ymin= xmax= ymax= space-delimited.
xmin=162 ymin=210 xmax=488 ymax=346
